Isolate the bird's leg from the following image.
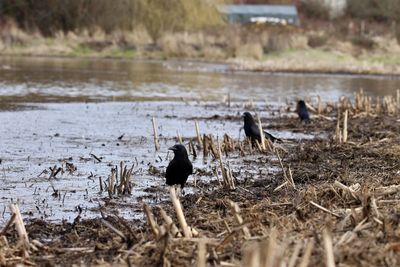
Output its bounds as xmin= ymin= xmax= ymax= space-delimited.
xmin=175 ymin=185 xmax=181 ymax=198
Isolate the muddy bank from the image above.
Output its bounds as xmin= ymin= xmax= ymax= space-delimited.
xmin=1 ymin=94 xmax=399 ymax=266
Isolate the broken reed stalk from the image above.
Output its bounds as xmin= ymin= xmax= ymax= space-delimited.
xmin=208 ymin=135 xmax=219 ymax=159
xmin=9 ymin=204 xmax=30 ymax=256
xmin=202 ymin=134 xmax=209 ymax=159
xmin=197 ymin=239 xmax=206 ymax=267
xmin=195 ymin=121 xmax=202 ymax=147
xmin=275 ymin=150 xmax=295 ymax=189
xmin=342 ymin=110 xmax=348 ymax=143
xmin=177 ymin=130 xmax=183 ymax=144
xmin=143 ymin=203 xmax=160 ymax=238
xmin=0 ymin=212 xmax=16 ymax=235
xmin=309 ymin=201 xmax=340 ymax=218
xmin=375 ymin=96 xmax=381 ymax=113
xmin=228 ymin=200 xmax=251 ymax=239
xmin=108 ymin=168 xmax=115 ymax=197
xmin=298 ymin=239 xmax=314 ymax=267
xmin=288 ymin=240 xmax=303 ymax=267
xmin=152 ymin=117 xmax=160 ymax=151
xmin=257 ymin=116 xmax=266 ymax=151
xmin=105 ymin=162 xmax=134 ymax=197
xmin=217 ymin=139 xmax=235 ymax=190
xmin=169 ymin=187 xmax=192 ymax=238
xmin=98 ymin=176 xmax=103 ymax=191
xmin=243 ymin=242 xmax=260 ymax=266
xmin=306 ymin=101 xmax=317 ymax=113
xmin=254 ymin=139 xmax=263 ymax=153
xmin=189 ymin=140 xmax=197 ymax=158
xmin=101 ymin=219 xmax=127 ymax=240
xmin=396 ymin=89 xmax=400 ymax=112
xmin=317 ymin=95 xmax=322 ymax=114
xmin=323 ymin=228 xmax=336 ymax=267
xmin=118 ymin=162 xmax=134 ymax=194
xmin=335 ymin=111 xmax=342 ymax=144
xmin=264 ymin=230 xmax=281 ymax=267
xmin=159 ymin=207 xmax=181 ymax=238
xmin=333 ymin=180 xmax=359 ymax=200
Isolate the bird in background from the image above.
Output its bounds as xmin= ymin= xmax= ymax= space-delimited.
xmin=166 ymin=144 xmax=193 ymax=195
xmin=296 ymin=100 xmax=311 ymax=123
xmin=242 ymin=112 xmax=282 ymax=144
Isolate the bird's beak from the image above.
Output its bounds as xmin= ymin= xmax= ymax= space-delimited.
xmin=168 ymin=146 xmax=177 ymax=151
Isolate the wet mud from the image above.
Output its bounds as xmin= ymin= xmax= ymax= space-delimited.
xmin=1 ymin=58 xmax=400 ymax=266
xmin=1 ymin=94 xmax=399 ymax=266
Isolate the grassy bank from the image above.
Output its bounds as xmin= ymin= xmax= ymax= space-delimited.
xmin=2 ymin=0 xmax=400 ymax=75
xmin=1 ymin=14 xmax=400 ymax=75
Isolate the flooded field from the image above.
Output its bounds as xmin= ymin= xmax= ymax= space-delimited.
xmin=0 ymin=56 xmax=399 ymax=266
xmin=1 ymin=56 xmax=398 ymax=224
xmin=1 ymin=56 xmax=400 ymax=102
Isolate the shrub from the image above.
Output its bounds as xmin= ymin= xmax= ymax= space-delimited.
xmin=300 ymin=0 xmax=330 ymax=20
xmin=346 ymin=0 xmax=400 ymax=22
xmin=307 ymin=34 xmax=328 ymax=48
xmin=350 ymin=35 xmax=376 ymax=49
xmin=0 ymin=0 xmax=224 ymax=40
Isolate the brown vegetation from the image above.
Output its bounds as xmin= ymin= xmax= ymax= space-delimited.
xmin=1 ymin=0 xmax=400 ymax=74
xmin=1 ymin=91 xmax=399 ymax=266
xmin=0 ymin=0 xmax=223 ymax=41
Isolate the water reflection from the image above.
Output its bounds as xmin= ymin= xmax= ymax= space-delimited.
xmin=0 ymin=56 xmax=399 ymax=102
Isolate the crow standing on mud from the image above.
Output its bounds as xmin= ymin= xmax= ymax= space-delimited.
xmin=242 ymin=112 xmax=282 ymax=143
xmin=166 ymin=144 xmax=193 ymax=191
xmin=296 ymin=100 xmax=311 ymax=122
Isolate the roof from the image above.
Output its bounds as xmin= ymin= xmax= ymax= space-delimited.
xmin=218 ymin=4 xmax=298 ymax=17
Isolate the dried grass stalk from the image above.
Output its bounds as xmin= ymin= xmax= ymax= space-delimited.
xmin=195 ymin=121 xmax=202 ymax=147
xmin=169 ymin=187 xmax=192 ymax=238
xmin=257 ymin=116 xmax=266 ymax=151
xmin=9 ymin=204 xmax=30 ymax=256
xmin=143 ymin=203 xmax=160 ymax=238
xmin=309 ymin=201 xmax=340 ymax=218
xmin=228 ymin=200 xmax=250 ymax=238
xmin=217 ymin=139 xmax=235 ymax=190
xmin=197 ymin=239 xmax=206 ymax=267
xmin=275 ymin=150 xmax=295 ymax=189
xmin=159 ymin=207 xmax=182 ymax=238
xmin=152 ymin=117 xmax=160 ymax=151
xmin=335 ymin=111 xmax=342 ymax=143
xmin=342 ymin=109 xmax=348 ymax=143
xmin=288 ymin=240 xmax=302 ymax=267
xmin=323 ymin=228 xmax=335 ymax=267
xmin=298 ymin=239 xmax=314 ymax=267
xmin=0 ymin=213 xmax=16 ymax=235
xmin=317 ymin=95 xmax=323 ymax=114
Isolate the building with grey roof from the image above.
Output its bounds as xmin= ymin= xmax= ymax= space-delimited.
xmin=218 ymin=5 xmax=300 ymax=26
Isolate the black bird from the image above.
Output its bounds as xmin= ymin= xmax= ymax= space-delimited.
xmin=242 ymin=112 xmax=282 ymax=143
xmin=166 ymin=144 xmax=193 ymax=189
xmin=296 ymin=100 xmax=311 ymax=122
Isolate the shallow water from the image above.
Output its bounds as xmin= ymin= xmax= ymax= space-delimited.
xmin=0 ymin=56 xmax=399 ymax=223
xmin=1 ymin=56 xmax=399 ymax=102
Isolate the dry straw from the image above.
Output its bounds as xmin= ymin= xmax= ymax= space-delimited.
xmin=152 ymin=117 xmax=160 ymax=151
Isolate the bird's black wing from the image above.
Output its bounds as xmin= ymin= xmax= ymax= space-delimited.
xmin=250 ymin=123 xmax=261 ymax=136
xmin=181 ymin=160 xmax=193 ymax=188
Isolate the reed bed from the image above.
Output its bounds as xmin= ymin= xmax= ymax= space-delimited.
xmin=0 ymin=92 xmax=399 ymax=266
